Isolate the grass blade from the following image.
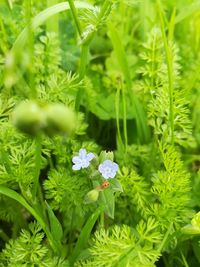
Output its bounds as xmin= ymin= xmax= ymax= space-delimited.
xmin=108 ymin=23 xmax=150 ymax=143
xmin=12 ymin=1 xmax=93 ymax=50
xmin=0 ymin=185 xmax=59 ymax=254
xmin=175 ymin=1 xmax=200 ymax=24
xmin=46 ymin=201 xmax=63 ymax=245
xmin=69 ymin=204 xmax=105 ymax=265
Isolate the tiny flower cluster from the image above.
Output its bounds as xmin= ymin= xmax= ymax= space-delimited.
xmin=72 ymin=148 xmax=118 ymax=179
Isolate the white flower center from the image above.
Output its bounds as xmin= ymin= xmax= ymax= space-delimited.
xmin=105 ymin=167 xmax=111 ymax=173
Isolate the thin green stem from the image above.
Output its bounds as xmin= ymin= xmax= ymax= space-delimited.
xmin=38 ymin=184 xmax=49 ymax=225
xmin=108 ymin=22 xmax=150 ymax=143
xmin=79 ymin=45 xmax=89 ymax=79
xmin=48 ymin=155 xmax=54 ymax=169
xmin=32 ymin=135 xmax=42 ymax=200
xmin=168 ymin=6 xmax=177 ymax=43
xmin=67 ymin=0 xmax=82 ymax=37
xmin=98 ymin=0 xmax=110 ymax=22
xmin=162 ymin=255 xmax=167 ymax=267
xmin=115 ymin=82 xmax=124 ymax=150
xmin=74 ymin=0 xmax=112 ymax=111
xmin=75 ymin=44 xmax=89 ymax=111
xmin=47 ymin=0 xmax=59 ymax=33
xmin=0 ymin=229 xmax=9 ymax=242
xmin=25 ymin=0 xmax=36 ymax=98
xmin=1 ymin=146 xmax=12 ymax=173
xmin=157 ymin=0 xmax=175 ymax=145
xmin=121 ymin=81 xmax=128 ymax=152
xmin=150 ymin=33 xmax=157 ymax=90
xmin=180 ymin=249 xmax=189 ymax=267
xmin=68 ymin=207 xmax=76 ymax=256
xmin=0 ymin=18 xmax=8 ymax=54
xmin=158 ymin=222 xmax=173 ymax=253
xmin=99 ymin=212 xmax=104 ymax=229
xmin=6 ymin=0 xmax=13 ymax=10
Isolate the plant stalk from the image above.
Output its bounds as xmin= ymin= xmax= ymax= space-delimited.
xmin=67 ymin=0 xmax=82 ymax=37
xmin=157 ymin=0 xmax=175 ymax=145
xmin=32 ymin=135 xmax=42 ymax=200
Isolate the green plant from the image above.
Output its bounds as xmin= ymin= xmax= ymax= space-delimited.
xmin=1 ymin=0 xmax=200 ymax=266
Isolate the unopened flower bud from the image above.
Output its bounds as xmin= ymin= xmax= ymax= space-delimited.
xmin=12 ymin=100 xmax=45 ymax=135
xmin=83 ymin=189 xmax=99 ymax=204
xmin=99 ymin=151 xmax=114 ymax=162
xmin=44 ymin=103 xmax=76 ymax=135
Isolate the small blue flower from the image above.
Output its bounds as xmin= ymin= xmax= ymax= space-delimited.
xmin=98 ymin=160 xmax=118 ymax=179
xmin=72 ymin=148 xmax=94 ymax=170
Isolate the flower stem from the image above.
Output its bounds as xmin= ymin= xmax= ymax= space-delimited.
xmin=158 ymin=222 xmax=173 ymax=252
xmin=32 ymin=134 xmax=42 ymax=200
xmin=100 ymin=211 xmax=105 ymax=229
xmin=67 ymin=0 xmax=82 ymax=37
xmin=0 ymin=229 xmax=9 ymax=242
xmin=79 ymin=44 xmax=89 ymax=79
xmin=157 ymin=0 xmax=175 ymax=145
xmin=75 ymin=44 xmax=89 ymax=110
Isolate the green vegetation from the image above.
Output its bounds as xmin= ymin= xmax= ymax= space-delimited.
xmin=0 ymin=0 xmax=200 ymax=266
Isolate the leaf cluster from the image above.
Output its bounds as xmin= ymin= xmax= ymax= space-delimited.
xmin=0 ymin=222 xmax=69 ymax=267
xmin=75 ymin=218 xmax=162 ymax=267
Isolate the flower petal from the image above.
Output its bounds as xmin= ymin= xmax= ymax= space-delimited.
xmin=81 ymin=160 xmax=90 ymax=168
xmin=87 ymin=152 xmax=95 ymax=161
xmin=98 ymin=163 xmax=104 ymax=173
xmin=72 ymin=156 xmax=81 ymax=164
xmin=72 ymin=164 xmax=81 ymax=170
xmin=112 ymin=162 xmax=118 ymax=172
xmin=101 ymin=172 xmax=110 ymax=179
xmin=79 ymin=148 xmax=87 ymax=158
xmin=109 ymin=171 xmax=116 ymax=179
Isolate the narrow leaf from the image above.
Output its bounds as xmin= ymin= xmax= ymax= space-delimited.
xmin=108 ymin=23 xmax=150 ymax=143
xmin=0 ymin=186 xmax=59 ymax=254
xmin=46 ymin=201 xmax=63 ymax=244
xmin=12 ymin=1 xmax=94 ymax=51
xmin=182 ymin=225 xmax=200 ymax=235
xmin=175 ymin=1 xmax=200 ymax=24
xmin=7 ymin=0 xmax=13 ymax=9
xmin=109 ymin=179 xmax=123 ymax=192
xmin=99 ymin=188 xmax=115 ymax=219
xmin=69 ymin=204 xmax=105 ymax=265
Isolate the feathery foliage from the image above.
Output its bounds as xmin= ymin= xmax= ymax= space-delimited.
xmin=0 ymin=0 xmax=200 ymax=266
xmin=75 ymin=218 xmax=162 ymax=267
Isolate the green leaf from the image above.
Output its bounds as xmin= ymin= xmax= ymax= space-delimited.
xmin=108 ymin=24 xmax=132 ymax=89
xmin=175 ymin=1 xmax=200 ymax=24
xmin=88 ymin=93 xmax=136 ymax=120
xmin=6 ymin=0 xmax=13 ymax=9
xmin=99 ymin=188 xmax=115 ymax=219
xmin=99 ymin=150 xmax=114 ymax=162
xmin=46 ymin=201 xmax=63 ymax=244
xmin=12 ymin=1 xmax=94 ymax=51
xmin=192 ymin=240 xmax=200 ymax=264
xmin=109 ymin=179 xmax=123 ymax=192
xmin=0 ymin=186 xmax=59 ymax=254
xmin=181 ymin=224 xmax=200 ymax=235
xmin=69 ymin=204 xmax=105 ymax=265
xmin=192 ymin=211 xmax=200 ymax=228
xmin=108 ymin=23 xmax=150 ymax=143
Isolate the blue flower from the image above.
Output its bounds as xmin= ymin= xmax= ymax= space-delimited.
xmin=98 ymin=160 xmax=118 ymax=179
xmin=72 ymin=148 xmax=95 ymax=170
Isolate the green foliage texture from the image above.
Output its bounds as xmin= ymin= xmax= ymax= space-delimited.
xmin=0 ymin=0 xmax=200 ymax=267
